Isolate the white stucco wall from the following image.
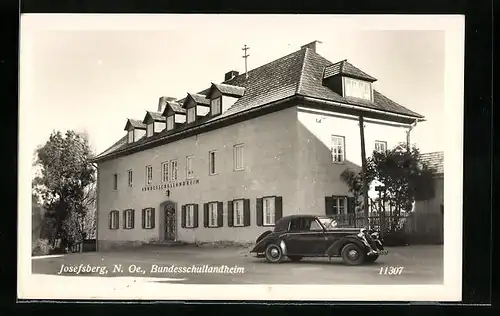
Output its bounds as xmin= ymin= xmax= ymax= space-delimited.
xmin=97 ymin=103 xmax=419 ymax=248
xmin=296 ymin=106 xmax=411 ymax=215
xmin=97 ymin=106 xmax=301 ymax=247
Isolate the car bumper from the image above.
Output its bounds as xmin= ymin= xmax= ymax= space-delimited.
xmin=368 ymin=249 xmax=388 ymax=256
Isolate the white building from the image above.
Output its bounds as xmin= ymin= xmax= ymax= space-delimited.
xmin=91 ymin=41 xmax=424 ymax=250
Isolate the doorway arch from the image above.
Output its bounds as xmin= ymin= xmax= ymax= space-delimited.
xmin=160 ymin=200 xmax=177 ymax=241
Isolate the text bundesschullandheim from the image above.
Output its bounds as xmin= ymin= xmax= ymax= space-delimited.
xmin=150 ymin=264 xmax=245 ymax=274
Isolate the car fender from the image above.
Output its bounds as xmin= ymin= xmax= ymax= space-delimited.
xmin=251 ymin=231 xmax=279 ymax=253
xmin=326 ymin=236 xmax=366 ymax=257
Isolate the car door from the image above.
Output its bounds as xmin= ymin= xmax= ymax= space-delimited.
xmin=283 ymin=218 xmax=309 ymax=255
xmin=305 ymin=219 xmax=329 ymax=255
xmin=284 ymin=218 xmax=326 ymax=256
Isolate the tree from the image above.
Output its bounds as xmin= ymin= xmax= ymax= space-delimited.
xmin=33 ymin=130 xmax=96 ymax=251
xmin=340 ymin=168 xmax=374 ymax=215
xmin=365 ymin=143 xmax=436 ymax=230
xmin=341 ymin=143 xmax=436 ymax=231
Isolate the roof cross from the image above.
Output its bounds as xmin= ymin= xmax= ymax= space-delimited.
xmin=242 ymin=44 xmax=250 ymax=79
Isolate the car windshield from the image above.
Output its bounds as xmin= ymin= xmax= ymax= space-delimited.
xmin=318 ymin=218 xmax=338 ymax=230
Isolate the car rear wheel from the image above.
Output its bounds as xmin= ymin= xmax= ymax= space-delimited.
xmin=288 ymin=255 xmax=303 ymax=262
xmin=341 ymin=243 xmax=366 ymax=266
xmin=265 ymin=244 xmax=284 ymax=263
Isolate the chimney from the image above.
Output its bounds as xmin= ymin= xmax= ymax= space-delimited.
xmin=157 ymin=96 xmax=176 ymax=113
xmin=224 ymin=70 xmax=239 ymax=82
xmin=301 ymin=40 xmax=322 ymax=53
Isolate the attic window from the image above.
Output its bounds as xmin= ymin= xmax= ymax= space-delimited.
xmin=166 ymin=115 xmax=174 ymax=131
xmin=127 ymin=130 xmax=134 ymax=143
xmin=343 ymin=77 xmax=372 ymax=101
xmin=187 ymin=107 xmax=196 ymax=123
xmin=211 ymin=97 xmax=221 ymax=115
xmin=147 ymin=123 xmax=154 ymax=137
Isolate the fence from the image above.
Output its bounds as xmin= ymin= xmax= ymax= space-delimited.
xmin=68 ymin=239 xmax=96 ymax=253
xmin=330 ymin=212 xmax=410 ymax=235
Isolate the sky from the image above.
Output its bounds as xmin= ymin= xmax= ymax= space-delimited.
xmin=20 ymin=14 xmax=463 ymax=159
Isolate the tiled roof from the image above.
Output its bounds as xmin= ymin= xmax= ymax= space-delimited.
xmin=187 ymin=93 xmax=210 ymax=106
xmin=323 ymin=59 xmax=377 ymax=82
xmin=166 ymin=101 xmax=186 ymax=114
xmin=143 ymin=111 xmax=165 ymax=123
xmin=296 ymin=49 xmax=423 ymax=117
xmin=95 ymin=46 xmax=425 ymax=162
xmin=124 ymin=119 xmax=146 ymax=130
xmin=95 ymin=135 xmax=128 ymax=159
xmin=211 ymin=83 xmax=246 ymax=97
xmin=420 ymin=151 xmax=444 ymax=175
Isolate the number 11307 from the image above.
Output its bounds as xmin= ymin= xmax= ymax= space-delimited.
xmin=379 ymin=266 xmax=404 ymax=275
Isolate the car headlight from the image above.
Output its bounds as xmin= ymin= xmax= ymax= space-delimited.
xmin=358 ymin=228 xmax=367 ymax=238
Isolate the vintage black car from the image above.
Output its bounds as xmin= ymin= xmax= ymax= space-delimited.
xmin=250 ymin=215 xmax=387 ymax=265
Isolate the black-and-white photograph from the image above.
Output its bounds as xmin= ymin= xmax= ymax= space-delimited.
xmin=19 ymin=14 xmax=464 ymax=301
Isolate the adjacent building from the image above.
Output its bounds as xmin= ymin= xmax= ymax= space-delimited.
xmin=92 ymin=41 xmax=425 ymax=250
xmin=408 ymin=151 xmax=444 ymax=244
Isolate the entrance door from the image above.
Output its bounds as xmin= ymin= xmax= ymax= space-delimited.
xmin=164 ymin=203 xmax=176 ymax=241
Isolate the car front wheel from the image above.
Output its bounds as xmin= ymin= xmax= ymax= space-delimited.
xmin=341 ymin=243 xmax=366 ymax=266
xmin=265 ymin=243 xmax=284 ymax=263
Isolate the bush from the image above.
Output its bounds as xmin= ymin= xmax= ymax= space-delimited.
xmin=32 ymin=238 xmax=55 ymax=256
xmin=382 ymin=230 xmax=410 ymax=247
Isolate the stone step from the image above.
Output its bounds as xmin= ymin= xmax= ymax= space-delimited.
xmin=143 ymin=241 xmax=190 ymax=247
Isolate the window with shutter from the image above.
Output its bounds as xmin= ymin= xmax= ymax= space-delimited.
xmin=185 ymin=204 xmax=195 ymax=228
xmin=144 ymin=208 xmax=154 ymax=229
xmin=327 ymin=196 xmax=348 ymax=215
xmin=208 ymin=202 xmax=218 ymax=227
xmin=124 ymin=209 xmax=134 ymax=229
xmin=109 ymin=211 xmax=119 ymax=229
xmin=262 ymin=197 xmax=275 ymax=226
xmin=232 ymin=200 xmax=244 ymax=227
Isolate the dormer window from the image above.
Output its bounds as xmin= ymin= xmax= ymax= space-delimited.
xmin=142 ymin=111 xmax=166 ymax=137
xmin=323 ymin=60 xmax=377 ymax=101
xmin=166 ymin=115 xmax=174 ymax=131
xmin=187 ymin=107 xmax=196 ymax=123
xmin=343 ymin=77 xmax=372 ymax=101
xmin=147 ymin=123 xmax=154 ymax=137
xmin=211 ymin=97 xmax=222 ymax=115
xmin=206 ymin=83 xmax=245 ymax=115
xmin=124 ymin=119 xmax=147 ymax=143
